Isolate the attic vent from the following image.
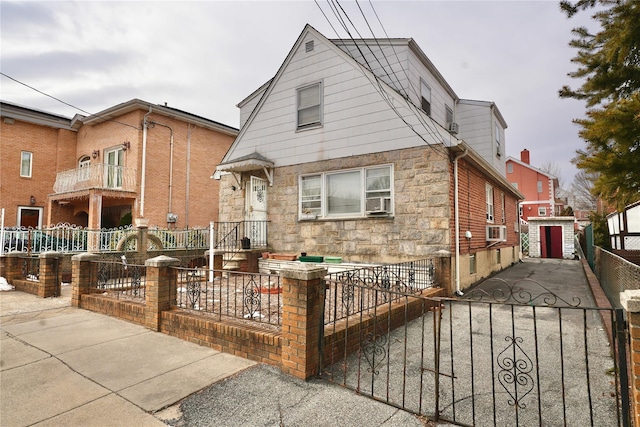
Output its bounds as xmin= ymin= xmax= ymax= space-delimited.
xmin=305 ymin=40 xmax=314 ymax=53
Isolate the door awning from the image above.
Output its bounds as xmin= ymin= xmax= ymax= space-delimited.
xmin=213 ymin=152 xmax=274 ymax=186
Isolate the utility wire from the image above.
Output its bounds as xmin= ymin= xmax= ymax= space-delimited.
xmin=316 ymin=0 xmax=450 ymax=155
xmin=0 ymin=71 xmax=141 ymax=130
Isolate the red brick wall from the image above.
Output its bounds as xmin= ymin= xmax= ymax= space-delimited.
xmin=450 ymin=158 xmax=520 ymax=256
xmin=0 ymin=119 xmax=76 ymax=226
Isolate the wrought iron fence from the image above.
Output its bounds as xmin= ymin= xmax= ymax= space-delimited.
xmin=172 ymin=267 xmax=281 ymax=328
xmin=90 ymin=259 xmax=146 ymax=301
xmin=594 ymin=246 xmax=640 ymax=309
xmin=325 ymin=259 xmax=436 ymax=325
xmin=21 ymin=256 xmax=40 ymax=281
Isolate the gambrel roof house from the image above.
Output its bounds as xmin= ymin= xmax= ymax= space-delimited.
xmin=1 ymin=99 xmax=237 ymax=232
xmin=214 ymin=25 xmax=523 ymax=293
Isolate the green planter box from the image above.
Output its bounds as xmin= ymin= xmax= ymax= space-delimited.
xmin=299 ymin=256 xmax=324 ymax=263
xmin=324 ymin=256 xmax=342 ymax=264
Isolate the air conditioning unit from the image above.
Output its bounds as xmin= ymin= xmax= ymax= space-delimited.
xmin=448 ymin=122 xmax=459 ymax=134
xmin=366 ymin=197 xmax=391 ymax=214
xmin=486 ymin=225 xmax=507 ymax=242
xmin=167 ymin=213 xmax=178 ymax=223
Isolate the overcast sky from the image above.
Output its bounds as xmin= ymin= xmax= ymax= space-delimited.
xmin=1 ymin=1 xmax=600 ymax=187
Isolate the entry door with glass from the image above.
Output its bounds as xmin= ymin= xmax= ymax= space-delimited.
xmin=246 ymin=176 xmax=268 ymax=246
xmin=105 ymin=148 xmax=124 ymax=189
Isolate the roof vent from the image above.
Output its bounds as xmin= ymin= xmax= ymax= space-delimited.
xmin=305 ymin=40 xmax=314 ymax=53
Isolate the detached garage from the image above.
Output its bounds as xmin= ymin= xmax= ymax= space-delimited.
xmin=528 ymin=217 xmax=576 ymax=259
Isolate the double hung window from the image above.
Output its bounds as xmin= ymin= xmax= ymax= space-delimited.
xmin=420 ymin=79 xmax=431 ymax=116
xmin=300 ymin=165 xmax=393 ymax=218
xmin=297 ymin=82 xmax=322 ymax=129
xmin=486 ymin=183 xmax=494 ymax=222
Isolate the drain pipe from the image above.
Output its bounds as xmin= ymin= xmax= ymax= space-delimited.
xmin=140 ymin=107 xmax=153 ymax=219
xmin=149 ymin=121 xmax=175 ymax=221
xmin=454 ymin=148 xmax=468 ymax=296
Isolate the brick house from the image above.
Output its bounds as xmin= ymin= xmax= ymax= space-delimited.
xmin=212 ymin=25 xmax=522 ymax=293
xmin=1 ymin=99 xmax=237 ymax=230
xmin=506 ymin=149 xmax=564 ymax=223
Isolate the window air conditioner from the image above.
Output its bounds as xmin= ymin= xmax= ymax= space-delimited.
xmin=448 ymin=122 xmax=459 ymax=134
xmin=366 ymin=197 xmax=391 ymax=214
xmin=486 ymin=225 xmax=507 ymax=242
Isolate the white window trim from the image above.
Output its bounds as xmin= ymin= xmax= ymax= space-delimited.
xmin=486 ymin=183 xmax=494 ymax=223
xmin=20 ymin=151 xmax=33 ymax=178
xmin=501 ymin=192 xmax=506 ymax=224
xmin=17 ymin=206 xmax=43 ymax=228
xmin=296 ymin=82 xmax=323 ymax=130
xmin=538 ymin=207 xmax=547 ymax=216
xmin=495 ymin=123 xmax=501 ymax=157
xmin=420 ymin=79 xmax=431 ymax=116
xmin=299 ymin=165 xmax=394 ymax=219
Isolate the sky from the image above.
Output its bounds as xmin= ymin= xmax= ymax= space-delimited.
xmin=0 ymin=0 xmax=601 ymax=187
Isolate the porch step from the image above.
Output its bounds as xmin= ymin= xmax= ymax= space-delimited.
xmin=222 ymin=250 xmax=247 ymax=271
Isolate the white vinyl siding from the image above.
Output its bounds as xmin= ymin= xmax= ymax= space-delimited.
xmin=230 ymin=33 xmax=445 ymax=167
xmin=20 ymin=151 xmax=32 ymax=177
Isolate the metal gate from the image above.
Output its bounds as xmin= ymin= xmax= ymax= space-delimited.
xmin=320 ymin=272 xmax=630 ymax=426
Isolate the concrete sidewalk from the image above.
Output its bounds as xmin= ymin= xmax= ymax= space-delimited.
xmin=0 ymin=287 xmax=255 ymax=427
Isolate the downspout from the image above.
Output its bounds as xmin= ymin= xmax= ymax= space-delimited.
xmin=149 ymin=121 xmax=175 ymax=221
xmin=140 ymin=107 xmax=153 ymax=219
xmin=186 ymin=124 xmax=192 ymax=227
xmin=454 ymin=148 xmax=469 ymax=296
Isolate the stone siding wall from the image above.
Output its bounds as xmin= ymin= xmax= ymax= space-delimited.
xmin=219 ymin=147 xmax=451 ymax=264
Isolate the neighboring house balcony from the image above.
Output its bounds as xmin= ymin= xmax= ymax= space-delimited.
xmin=52 ymin=164 xmax=137 ymax=196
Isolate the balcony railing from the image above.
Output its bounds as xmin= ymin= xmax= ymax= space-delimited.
xmin=53 ymin=164 xmax=137 ymax=194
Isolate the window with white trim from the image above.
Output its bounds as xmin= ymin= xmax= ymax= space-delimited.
xmin=445 ymin=105 xmax=453 ymax=126
xmin=538 ymin=207 xmax=547 ymax=216
xmin=78 ymin=156 xmax=91 ymax=181
xmin=495 ymin=123 xmax=501 ymax=157
xmin=507 ymin=163 xmax=513 ymax=173
xmin=537 ymin=180 xmax=543 ymax=193
xmin=20 ymin=151 xmax=32 ymax=177
xmin=299 ymin=165 xmax=393 ymax=218
xmin=486 ymin=183 xmax=494 ymax=222
xmin=297 ymin=82 xmax=322 ymax=129
xmin=420 ymin=79 xmax=431 ymax=116
xmin=501 ymin=192 xmax=506 ymax=224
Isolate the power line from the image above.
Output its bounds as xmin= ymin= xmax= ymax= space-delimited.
xmin=315 ymin=0 xmax=450 ymax=156
xmin=0 ymin=71 xmax=141 ymax=130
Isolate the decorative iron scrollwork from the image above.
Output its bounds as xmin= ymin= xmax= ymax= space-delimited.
xmin=497 ymin=336 xmax=535 ymax=408
xmin=96 ymin=262 xmax=109 ymax=289
xmin=186 ymin=271 xmax=201 ymax=309
xmin=243 ymin=274 xmax=261 ymax=318
xmin=460 ymin=278 xmax=582 ymax=307
xmin=362 ymin=327 xmax=388 ymax=375
xmin=130 ymin=265 xmax=142 ymax=297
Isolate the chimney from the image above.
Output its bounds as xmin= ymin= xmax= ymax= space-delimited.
xmin=521 ymin=149 xmax=530 ymax=164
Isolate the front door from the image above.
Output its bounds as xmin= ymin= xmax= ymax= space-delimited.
xmin=540 ymin=225 xmax=563 ymax=259
xmin=246 ymin=176 xmax=267 ymax=246
xmin=19 ymin=207 xmax=41 ymax=228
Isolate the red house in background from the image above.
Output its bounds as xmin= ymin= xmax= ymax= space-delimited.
xmin=506 ymin=149 xmax=564 ymax=224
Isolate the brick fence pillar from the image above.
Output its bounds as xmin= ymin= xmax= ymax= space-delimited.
xmin=621 ymin=290 xmax=640 ymax=427
xmin=2 ymin=252 xmax=24 ymax=285
xmin=280 ymin=264 xmax=327 ymax=380
xmin=145 ymin=255 xmax=179 ymax=331
xmin=39 ymin=251 xmax=62 ymax=298
xmin=71 ymin=253 xmax=100 ymax=307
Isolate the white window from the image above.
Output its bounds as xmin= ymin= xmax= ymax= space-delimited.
xmin=511 ymin=182 xmax=518 ymax=189
xmin=445 ymin=106 xmax=453 ymax=126
xmin=299 ymin=165 xmax=393 ymax=219
xmin=537 ymin=180 xmax=543 ymax=193
xmin=538 ymin=207 xmax=547 ymax=216
xmin=486 ymin=183 xmax=494 ymax=222
xmin=20 ymin=151 xmax=32 ymax=177
xmin=297 ymin=82 xmax=322 ymax=129
xmin=105 ymin=147 xmax=124 ymax=189
xmin=420 ymin=79 xmax=431 ymax=116
xmin=78 ymin=156 xmax=91 ymax=181
xmin=507 ymin=163 xmax=513 ymax=173
xmin=501 ymin=192 xmax=506 ymax=224
xmin=495 ymin=123 xmax=501 ymax=157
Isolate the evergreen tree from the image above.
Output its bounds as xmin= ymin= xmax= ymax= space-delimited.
xmin=559 ymin=0 xmax=640 ymax=210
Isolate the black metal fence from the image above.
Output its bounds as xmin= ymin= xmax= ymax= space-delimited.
xmin=172 ymin=268 xmax=281 ymax=328
xmin=324 ymin=259 xmax=436 ymax=325
xmin=21 ymin=256 xmax=40 ymax=281
xmin=90 ymin=260 xmax=146 ymax=301
xmin=321 ymin=277 xmax=629 ymax=426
